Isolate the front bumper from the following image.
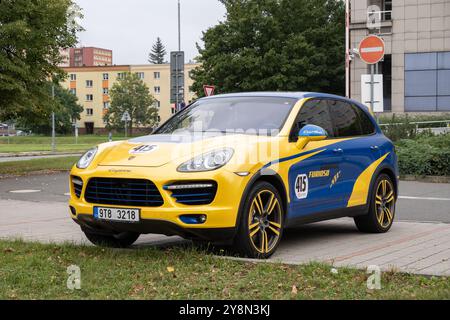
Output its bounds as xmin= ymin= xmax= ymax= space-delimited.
xmin=69 ymin=164 xmax=252 ymax=241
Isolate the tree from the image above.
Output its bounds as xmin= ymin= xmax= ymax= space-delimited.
xmin=191 ymin=0 xmax=345 ymax=97
xmin=17 ymin=81 xmax=84 ymax=134
xmin=104 ymin=73 xmax=158 ymax=136
xmin=0 ymin=0 xmax=82 ymax=121
xmin=148 ymin=37 xmax=167 ymax=64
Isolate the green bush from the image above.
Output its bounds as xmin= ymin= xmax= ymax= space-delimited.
xmin=379 ymin=113 xmax=450 ymax=141
xmin=396 ymin=134 xmax=450 ymax=176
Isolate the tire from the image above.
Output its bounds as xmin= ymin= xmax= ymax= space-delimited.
xmin=354 ymin=173 xmax=396 ymax=233
xmin=232 ymin=181 xmax=285 ymax=259
xmin=83 ymin=230 xmax=140 ymax=248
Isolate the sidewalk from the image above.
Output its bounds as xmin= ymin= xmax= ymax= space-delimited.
xmin=0 ymin=199 xmax=449 ymax=277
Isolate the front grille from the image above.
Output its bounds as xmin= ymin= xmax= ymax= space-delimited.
xmin=165 ymin=182 xmax=217 ymax=205
xmin=72 ymin=176 xmax=83 ymax=198
xmin=85 ymin=178 xmax=164 ymax=207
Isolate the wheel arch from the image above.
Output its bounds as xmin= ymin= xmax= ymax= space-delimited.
xmin=370 ymin=164 xmax=399 ymax=202
xmin=235 ymin=169 xmax=289 ymax=227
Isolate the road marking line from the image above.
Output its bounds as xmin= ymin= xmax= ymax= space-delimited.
xmin=9 ymin=189 xmax=41 ymax=194
xmin=399 ymin=196 xmax=450 ymax=201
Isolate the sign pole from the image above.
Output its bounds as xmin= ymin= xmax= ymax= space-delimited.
xmin=370 ymin=64 xmax=375 ymax=113
xmin=345 ymin=0 xmax=350 ymax=98
xmin=125 ymin=120 xmax=128 ymax=138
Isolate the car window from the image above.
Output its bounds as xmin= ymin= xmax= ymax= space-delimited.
xmin=291 ymin=99 xmax=335 ymax=141
xmin=328 ymin=100 xmax=363 ymax=137
xmin=156 ymin=97 xmax=297 ymax=135
xmin=352 ymin=104 xmax=376 ymax=135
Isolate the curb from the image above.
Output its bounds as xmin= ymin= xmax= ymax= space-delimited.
xmin=400 ymin=175 xmax=450 ymax=184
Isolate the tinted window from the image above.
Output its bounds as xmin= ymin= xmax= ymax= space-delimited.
xmin=352 ymin=104 xmax=375 ymax=135
xmin=328 ymin=100 xmax=361 ymax=137
xmin=292 ymin=99 xmax=334 ymax=140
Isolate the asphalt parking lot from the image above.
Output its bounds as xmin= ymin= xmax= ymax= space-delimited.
xmin=0 ymin=173 xmax=449 ymax=276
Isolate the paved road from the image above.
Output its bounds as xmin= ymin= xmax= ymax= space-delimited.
xmin=0 ymin=153 xmax=81 ymax=163
xmin=0 ymin=173 xmax=449 ymax=223
xmin=0 ymin=173 xmax=449 ymax=276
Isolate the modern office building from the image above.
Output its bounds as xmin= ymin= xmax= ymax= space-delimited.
xmin=62 ymin=63 xmax=198 ymax=134
xmin=349 ymin=0 xmax=450 ymax=113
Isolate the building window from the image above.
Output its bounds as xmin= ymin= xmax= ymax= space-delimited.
xmin=103 ymin=102 xmax=110 ymax=109
xmin=136 ymin=72 xmax=145 ymax=80
xmin=69 ymin=88 xmax=76 ymax=95
xmin=154 ymin=72 xmax=160 ymax=79
xmin=154 ymin=100 xmax=160 ymax=108
xmin=117 ymin=73 xmax=126 ymax=80
xmin=86 ymin=108 xmax=93 ymax=116
xmin=86 ymin=94 xmax=93 ymax=101
xmin=103 ymin=88 xmax=109 ymax=95
xmin=157 ymin=115 xmax=161 ymax=122
xmin=154 ymin=86 xmax=161 ymax=94
xmin=70 ymin=74 xmax=76 ymax=81
xmin=405 ymin=52 xmax=450 ymax=112
xmin=103 ymin=73 xmax=109 ymax=80
xmin=86 ymin=80 xmax=93 ymax=88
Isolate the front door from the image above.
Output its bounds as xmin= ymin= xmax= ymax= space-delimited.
xmin=286 ymin=99 xmax=344 ymax=219
xmin=85 ymin=122 xmax=94 ymax=135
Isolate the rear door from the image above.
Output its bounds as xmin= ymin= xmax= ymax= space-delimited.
xmin=327 ymin=100 xmax=380 ymax=207
xmin=287 ymin=99 xmax=344 ymax=218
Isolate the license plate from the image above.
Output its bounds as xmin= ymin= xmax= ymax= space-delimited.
xmin=94 ymin=207 xmax=140 ymax=223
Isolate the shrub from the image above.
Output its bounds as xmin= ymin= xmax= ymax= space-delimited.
xmin=396 ymin=134 xmax=450 ymax=176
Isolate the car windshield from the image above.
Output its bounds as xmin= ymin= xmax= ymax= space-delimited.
xmin=155 ymin=97 xmax=297 ymax=135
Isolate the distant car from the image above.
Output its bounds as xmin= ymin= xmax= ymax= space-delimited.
xmin=69 ymin=92 xmax=399 ymax=258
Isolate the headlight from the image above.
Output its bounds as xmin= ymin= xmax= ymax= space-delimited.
xmin=178 ymin=148 xmax=234 ymax=172
xmin=77 ymin=147 xmax=98 ymax=169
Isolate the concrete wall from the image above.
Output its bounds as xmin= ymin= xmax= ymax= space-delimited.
xmin=350 ymin=0 xmax=450 ymax=113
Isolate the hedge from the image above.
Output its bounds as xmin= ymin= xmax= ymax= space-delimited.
xmin=396 ymin=134 xmax=450 ymax=176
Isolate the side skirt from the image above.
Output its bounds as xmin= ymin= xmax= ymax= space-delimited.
xmin=285 ymin=205 xmax=368 ymax=228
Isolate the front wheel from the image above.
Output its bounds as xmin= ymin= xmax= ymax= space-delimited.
xmin=233 ymin=182 xmax=284 ymax=259
xmin=83 ymin=230 xmax=140 ymax=248
xmin=354 ymin=174 xmax=396 ymax=233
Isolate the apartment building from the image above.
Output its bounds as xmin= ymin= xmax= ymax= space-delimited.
xmin=70 ymin=47 xmax=113 ymax=67
xmin=350 ymin=0 xmax=450 ymax=113
xmin=62 ymin=64 xmax=198 ymax=134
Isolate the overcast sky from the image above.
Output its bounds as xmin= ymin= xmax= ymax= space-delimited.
xmin=75 ymin=0 xmax=226 ymax=65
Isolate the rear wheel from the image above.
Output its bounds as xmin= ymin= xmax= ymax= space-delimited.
xmin=233 ymin=182 xmax=284 ymax=259
xmin=354 ymin=174 xmax=396 ymax=233
xmin=83 ymin=230 xmax=140 ymax=248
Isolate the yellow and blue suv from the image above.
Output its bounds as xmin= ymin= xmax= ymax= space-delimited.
xmin=69 ymin=92 xmax=398 ymax=258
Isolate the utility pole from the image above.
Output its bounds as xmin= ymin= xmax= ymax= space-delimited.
xmin=175 ymin=0 xmax=181 ymax=112
xmin=51 ymin=84 xmax=56 ymax=153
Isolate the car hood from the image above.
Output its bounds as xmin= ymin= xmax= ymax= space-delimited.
xmin=97 ymin=133 xmax=275 ymax=168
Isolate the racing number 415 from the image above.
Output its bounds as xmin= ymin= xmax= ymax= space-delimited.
xmin=295 ymin=174 xmax=308 ymax=199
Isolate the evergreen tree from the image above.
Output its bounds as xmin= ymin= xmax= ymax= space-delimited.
xmin=148 ymin=37 xmax=167 ymax=64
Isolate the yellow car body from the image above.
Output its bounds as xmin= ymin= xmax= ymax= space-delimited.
xmin=69 ymin=92 xmax=398 ymax=257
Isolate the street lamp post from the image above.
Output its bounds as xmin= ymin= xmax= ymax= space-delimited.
xmin=51 ymin=83 xmax=56 ymax=153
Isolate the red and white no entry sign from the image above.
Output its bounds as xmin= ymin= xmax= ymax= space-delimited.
xmin=359 ymin=35 xmax=385 ymax=65
xmin=203 ymin=85 xmax=215 ymax=97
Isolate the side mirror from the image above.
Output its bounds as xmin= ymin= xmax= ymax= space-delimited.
xmin=296 ymin=124 xmax=328 ymax=149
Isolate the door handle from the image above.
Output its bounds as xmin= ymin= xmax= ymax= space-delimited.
xmin=333 ymin=148 xmax=344 ymax=154
xmin=370 ymin=146 xmax=379 ymax=151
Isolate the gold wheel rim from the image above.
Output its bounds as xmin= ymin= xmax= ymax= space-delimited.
xmin=375 ymin=179 xmax=395 ymax=228
xmin=248 ymin=190 xmax=282 ymax=254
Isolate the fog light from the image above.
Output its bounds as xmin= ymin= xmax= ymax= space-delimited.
xmin=179 ymin=214 xmax=207 ymax=225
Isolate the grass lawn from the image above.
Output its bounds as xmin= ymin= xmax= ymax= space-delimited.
xmin=0 ymin=240 xmax=448 ymax=300
xmin=0 ymin=135 xmax=128 ymax=154
xmin=0 ymin=156 xmax=79 ymax=177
